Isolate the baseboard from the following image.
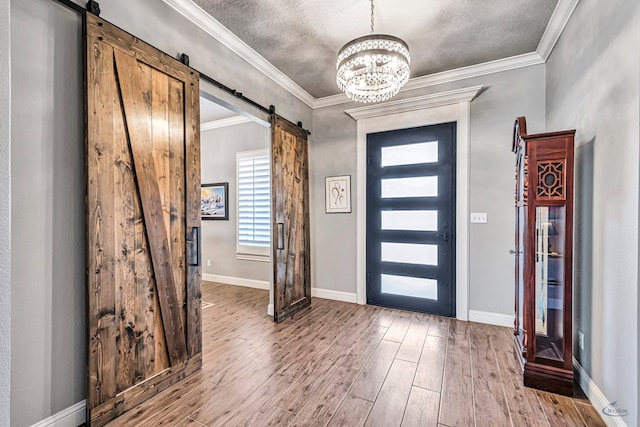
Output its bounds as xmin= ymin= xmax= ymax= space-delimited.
xmin=573 ymin=359 xmax=628 ymax=427
xmin=311 ymin=288 xmax=357 ymax=304
xmin=202 ymin=274 xmax=270 ymax=290
xmin=30 ymin=400 xmax=85 ymax=427
xmin=267 ymin=303 xmax=274 ymax=316
xmin=468 ymin=310 xmax=515 ymax=328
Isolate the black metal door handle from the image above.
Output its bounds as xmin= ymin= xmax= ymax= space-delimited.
xmin=277 ymin=223 xmax=285 ymax=250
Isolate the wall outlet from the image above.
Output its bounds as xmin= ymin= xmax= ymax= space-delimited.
xmin=206 ymin=259 xmax=211 ymax=267
xmin=470 ymin=212 xmax=488 ymax=223
xmin=578 ymin=331 xmax=585 ymax=350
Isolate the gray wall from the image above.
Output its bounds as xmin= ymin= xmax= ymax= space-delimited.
xmin=201 ymin=122 xmax=270 ymax=282
xmin=9 ymin=0 xmax=311 ymax=425
xmin=10 ymin=1 xmax=85 ymax=426
xmin=0 ymin=0 xmax=11 ymax=423
xmin=310 ymin=65 xmax=546 ymax=316
xmin=545 ymin=0 xmax=639 ymax=423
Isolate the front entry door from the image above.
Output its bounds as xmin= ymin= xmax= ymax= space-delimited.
xmin=366 ymin=123 xmax=456 ymax=316
xmin=272 ymin=115 xmax=311 ymax=322
xmin=85 ymin=14 xmax=201 ymax=426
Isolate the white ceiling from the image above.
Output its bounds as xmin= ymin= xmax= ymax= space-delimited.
xmin=192 ymin=0 xmax=558 ymax=98
xmin=200 ymin=96 xmax=238 ymax=122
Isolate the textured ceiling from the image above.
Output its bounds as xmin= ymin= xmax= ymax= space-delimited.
xmin=200 ymin=96 xmax=237 ymax=122
xmin=193 ymin=0 xmax=558 ymax=98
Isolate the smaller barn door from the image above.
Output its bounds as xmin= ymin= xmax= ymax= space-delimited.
xmin=272 ymin=116 xmax=311 ymax=322
xmin=85 ymin=14 xmax=201 ymax=426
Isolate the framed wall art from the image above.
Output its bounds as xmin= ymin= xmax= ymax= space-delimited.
xmin=325 ymin=175 xmax=351 ymax=213
xmin=201 ymin=182 xmax=229 ymax=220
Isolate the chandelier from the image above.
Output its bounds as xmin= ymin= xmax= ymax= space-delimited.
xmin=336 ymin=0 xmax=410 ymax=103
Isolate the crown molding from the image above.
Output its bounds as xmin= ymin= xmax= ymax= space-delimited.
xmin=165 ymin=0 xmax=579 ymax=112
xmin=201 ymin=115 xmax=252 ymax=131
xmin=314 ymin=53 xmax=542 ymax=109
xmin=537 ymin=0 xmax=581 ymax=60
xmin=345 ymin=85 xmax=483 ymax=120
xmin=161 ymin=0 xmax=316 ymax=108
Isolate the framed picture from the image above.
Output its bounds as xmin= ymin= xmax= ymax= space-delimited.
xmin=201 ymin=182 xmax=229 ymax=220
xmin=325 ymin=175 xmax=351 ymax=213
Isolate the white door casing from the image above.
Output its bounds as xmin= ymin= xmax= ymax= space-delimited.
xmin=346 ymin=86 xmax=483 ymax=321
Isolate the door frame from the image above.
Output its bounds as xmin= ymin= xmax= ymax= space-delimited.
xmin=346 ymin=86 xmax=483 ymax=321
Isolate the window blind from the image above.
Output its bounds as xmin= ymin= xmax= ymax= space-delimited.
xmin=237 ymin=151 xmax=270 ymax=248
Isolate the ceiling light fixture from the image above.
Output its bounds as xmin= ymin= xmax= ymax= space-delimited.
xmin=336 ymin=0 xmax=410 ymax=103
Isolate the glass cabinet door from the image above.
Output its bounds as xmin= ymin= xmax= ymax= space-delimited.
xmin=534 ymin=206 xmax=566 ymax=361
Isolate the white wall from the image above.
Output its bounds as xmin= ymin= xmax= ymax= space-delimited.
xmin=0 ymin=0 xmax=11 ymax=424
xmin=545 ymin=0 xmax=639 ymax=424
xmin=201 ymin=122 xmax=270 ymax=282
xmin=9 ymin=0 xmax=312 ymax=425
xmin=310 ymin=64 xmax=546 ymax=316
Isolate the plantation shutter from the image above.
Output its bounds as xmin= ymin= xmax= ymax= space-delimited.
xmin=237 ymin=150 xmax=271 ymax=252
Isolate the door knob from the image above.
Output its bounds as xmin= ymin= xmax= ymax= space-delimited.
xmin=509 ymin=249 xmax=517 ymax=254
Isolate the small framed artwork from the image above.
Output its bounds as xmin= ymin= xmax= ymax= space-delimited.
xmin=201 ymin=182 xmax=229 ymax=220
xmin=325 ymin=175 xmax=351 ymax=213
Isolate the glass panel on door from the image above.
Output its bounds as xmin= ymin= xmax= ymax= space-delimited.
xmin=381 ymin=210 xmax=438 ymax=231
xmin=381 ymin=274 xmax=438 ymax=300
xmin=381 ymin=141 xmax=438 ymax=167
xmin=534 ymin=206 xmax=565 ymax=361
xmin=381 ymin=176 xmax=438 ymax=198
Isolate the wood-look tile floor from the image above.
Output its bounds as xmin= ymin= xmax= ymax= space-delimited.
xmin=105 ymin=282 xmax=606 ymax=427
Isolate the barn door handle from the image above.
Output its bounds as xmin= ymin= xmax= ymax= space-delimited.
xmin=187 ymin=226 xmax=201 ymax=266
xmin=277 ymin=223 xmax=284 ymax=250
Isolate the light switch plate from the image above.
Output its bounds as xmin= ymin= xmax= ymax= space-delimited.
xmin=470 ymin=212 xmax=488 ymax=223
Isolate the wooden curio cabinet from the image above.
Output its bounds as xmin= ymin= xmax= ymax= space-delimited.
xmin=512 ymin=117 xmax=575 ymax=396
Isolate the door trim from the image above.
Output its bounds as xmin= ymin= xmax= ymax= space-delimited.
xmin=349 ymin=86 xmax=482 ymax=321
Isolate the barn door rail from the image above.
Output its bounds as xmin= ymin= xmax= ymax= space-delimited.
xmin=48 ymin=0 xmax=311 ymax=135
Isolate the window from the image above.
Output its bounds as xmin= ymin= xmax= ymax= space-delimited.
xmin=236 ymin=149 xmax=270 ymax=259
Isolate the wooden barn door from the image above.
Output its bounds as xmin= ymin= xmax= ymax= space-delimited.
xmin=85 ymin=14 xmax=201 ymax=426
xmin=272 ymin=116 xmax=311 ymax=322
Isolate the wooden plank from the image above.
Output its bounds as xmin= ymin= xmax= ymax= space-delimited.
xmin=183 ymin=73 xmax=202 ymax=358
xmin=474 ymin=378 xmax=511 ymax=427
xmin=86 ymin=35 xmax=118 ymax=408
xmin=396 ymin=322 xmax=429 ymax=363
xmin=86 ymin=14 xmax=194 ymax=84
xmin=91 ymin=354 xmax=201 ymax=426
xmin=470 ymin=322 xmax=501 ymax=382
xmin=113 ymin=49 xmax=187 ymax=365
xmin=166 ymin=74 xmax=188 ymax=364
xmin=427 ymin=315 xmax=450 ymax=338
xmin=327 ymin=395 xmax=373 ymax=427
xmin=438 ymin=328 xmax=473 ymax=427
xmin=574 ymin=402 xmax=607 ymax=427
xmin=288 ymin=366 xmax=360 ymax=427
xmin=274 ymin=343 xmax=347 ymax=413
xmin=349 ymin=339 xmax=400 ymax=401
xmin=364 ymin=359 xmax=417 ymax=427
xmin=105 ymin=371 xmax=215 ymax=427
xmin=401 ymin=386 xmax=440 ymax=427
xmin=134 ymin=59 xmax=158 ymax=383
xmin=110 ymin=39 xmax=138 ymax=395
xmin=496 ymin=349 xmax=547 ymax=424
xmin=383 ymin=317 xmax=411 ymax=343
xmin=341 ymin=325 xmax=389 ymax=371
xmin=413 ymin=335 xmax=446 ymax=392
xmin=536 ymin=391 xmax=586 ymax=427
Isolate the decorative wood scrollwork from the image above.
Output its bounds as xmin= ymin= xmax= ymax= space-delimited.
xmin=537 ymin=161 xmax=564 ymax=199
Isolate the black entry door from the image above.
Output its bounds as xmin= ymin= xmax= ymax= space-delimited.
xmin=366 ymin=123 xmax=456 ymax=316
